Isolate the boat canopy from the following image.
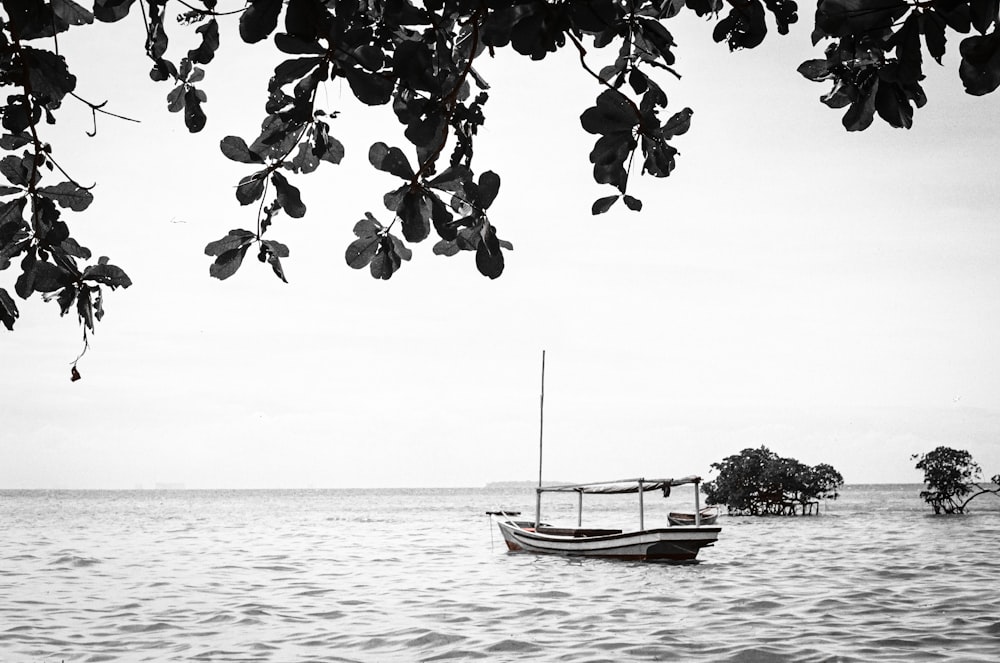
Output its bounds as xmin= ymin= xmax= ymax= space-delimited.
xmin=538 ymin=476 xmax=701 ymax=495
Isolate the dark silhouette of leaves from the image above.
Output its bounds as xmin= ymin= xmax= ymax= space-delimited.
xmin=369 ymin=142 xmax=415 ymax=179
xmin=236 ymin=172 xmax=268 ymax=205
xmin=591 ymin=195 xmax=619 ymax=214
xmin=220 ymin=136 xmax=264 ymax=164
xmin=188 ymin=20 xmax=220 ymax=65
xmin=184 ymin=88 xmax=208 ymax=132
xmin=240 ymin=0 xmax=283 ymax=44
xmin=94 ymin=0 xmax=136 ymax=23
xmin=52 ymin=0 xmax=94 ymax=28
xmin=271 ymin=172 xmax=306 ymax=218
xmin=4 ymin=0 xmax=1000 ymax=371
xmin=581 ymin=90 xmax=638 ymax=135
xmin=960 ymin=31 xmax=1000 ymax=95
xmin=475 ymin=222 xmax=505 ymax=279
xmin=81 ymin=262 xmax=132 ymax=289
xmin=0 ymin=287 xmax=18 ymax=330
xmin=209 ymin=245 xmax=251 ymax=280
xmin=258 ymin=239 xmax=290 ymax=282
xmin=38 ymin=182 xmax=93 ymax=212
xmin=21 ymin=48 xmax=77 ymax=105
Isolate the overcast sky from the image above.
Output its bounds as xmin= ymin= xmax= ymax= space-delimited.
xmin=3 ymin=10 xmax=999 ymax=488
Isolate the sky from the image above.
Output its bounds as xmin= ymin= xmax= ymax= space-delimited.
xmin=3 ymin=8 xmax=1000 ymax=488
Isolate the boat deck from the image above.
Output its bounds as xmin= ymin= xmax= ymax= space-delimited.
xmin=535 ymin=527 xmax=623 ymax=537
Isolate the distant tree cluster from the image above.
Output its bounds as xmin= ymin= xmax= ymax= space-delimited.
xmin=913 ymin=446 xmax=1000 ymax=514
xmin=702 ymin=446 xmax=844 ymax=516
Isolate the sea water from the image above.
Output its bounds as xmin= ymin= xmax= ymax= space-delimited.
xmin=1 ymin=485 xmax=998 ymax=662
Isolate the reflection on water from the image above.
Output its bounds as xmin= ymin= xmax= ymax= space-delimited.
xmin=1 ymin=486 xmax=998 ymax=661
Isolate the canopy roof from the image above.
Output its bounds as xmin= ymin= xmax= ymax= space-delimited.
xmin=538 ymin=476 xmax=701 ymax=495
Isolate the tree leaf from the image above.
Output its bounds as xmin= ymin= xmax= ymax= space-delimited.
xmin=184 ymin=88 xmax=207 ymax=132
xmin=290 ymin=140 xmax=320 ymax=173
xmin=188 ymin=19 xmax=220 ymax=65
xmin=205 ymin=229 xmax=256 ymax=256
xmin=94 ymin=0 xmax=136 ymax=22
xmin=275 ymin=33 xmax=327 ymax=55
xmin=369 ymin=142 xmax=415 ymax=179
xmin=623 ymin=194 xmax=643 ymax=211
xmin=220 ymin=136 xmax=264 ymax=164
xmin=797 ymin=59 xmax=832 ymax=82
xmin=38 ymin=181 xmax=93 ymax=212
xmin=166 ymin=85 xmax=185 ymax=112
xmin=24 ymin=260 xmax=72 ymax=294
xmin=259 ymin=240 xmax=290 ymax=282
xmin=432 ymin=238 xmax=460 ymax=256
xmin=271 ymin=171 xmax=306 ymax=217
xmin=475 ymin=223 xmax=504 ymax=279
xmin=397 ymin=189 xmax=431 ymax=242
xmin=314 ymin=122 xmax=345 ymax=165
xmin=0 ymin=287 xmax=18 ymax=330
xmin=922 ymin=11 xmax=948 ymax=65
xmin=236 ymin=172 xmax=268 ymax=205
xmin=209 ymin=244 xmax=251 ymax=280
xmin=272 ymin=57 xmax=324 ymax=89
xmin=60 ymin=237 xmax=91 ymax=260
xmin=427 ymin=165 xmax=473 ymax=193
xmin=0 ymin=155 xmax=29 ymax=187
xmin=343 ymin=67 xmax=395 ymax=106
xmin=81 ymin=263 xmax=132 ymax=289
xmin=22 ymin=47 xmax=77 ymax=105
xmin=970 ymin=0 xmax=1000 ymax=34
xmin=0 ymin=133 xmax=31 ymax=150
xmin=477 ymin=171 xmax=501 ymax=209
xmin=353 ymin=213 xmax=383 ymax=238
xmin=240 ymin=0 xmax=283 ymax=44
xmin=959 ymin=32 xmax=1000 ymax=96
xmin=591 ymin=195 xmax=619 ymax=215
xmin=52 ymin=0 xmax=93 ymax=27
xmin=345 ymin=235 xmax=380 ymax=269
xmin=77 ymin=285 xmax=94 ymax=331
xmin=369 ymin=237 xmax=401 ymax=279
xmin=843 ymin=80 xmax=879 ymax=131
xmin=581 ymin=89 xmax=638 ymax=135
xmin=662 ymin=107 xmax=693 ymax=138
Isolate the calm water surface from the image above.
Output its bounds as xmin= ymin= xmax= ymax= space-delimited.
xmin=1 ymin=485 xmax=999 ymax=662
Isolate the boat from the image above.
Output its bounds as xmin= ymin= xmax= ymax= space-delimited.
xmin=491 ymin=351 xmax=721 ymax=562
xmin=493 ymin=477 xmax=721 ymax=561
xmin=667 ymin=507 xmax=720 ymax=526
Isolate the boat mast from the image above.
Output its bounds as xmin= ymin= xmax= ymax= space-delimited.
xmin=535 ymin=350 xmax=546 ymax=528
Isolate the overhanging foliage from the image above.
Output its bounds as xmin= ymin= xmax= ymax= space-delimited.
xmin=2 ymin=0 xmax=998 ymax=377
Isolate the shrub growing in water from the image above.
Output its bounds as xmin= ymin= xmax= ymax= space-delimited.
xmin=702 ymin=446 xmax=843 ymax=516
xmin=912 ymin=446 xmax=1000 ymax=514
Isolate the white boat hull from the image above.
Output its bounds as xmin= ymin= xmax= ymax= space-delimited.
xmin=495 ymin=518 xmax=720 ymax=561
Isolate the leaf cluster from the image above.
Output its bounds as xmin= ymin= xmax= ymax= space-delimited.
xmin=798 ymin=0 xmax=1000 ymax=130
xmin=2 ymin=0 xmax=998 ymax=375
xmin=1 ymin=3 xmax=132 ymax=376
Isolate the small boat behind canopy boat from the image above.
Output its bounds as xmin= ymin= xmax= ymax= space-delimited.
xmin=667 ymin=507 xmax=720 ymax=526
xmin=493 ymin=476 xmax=721 ymax=561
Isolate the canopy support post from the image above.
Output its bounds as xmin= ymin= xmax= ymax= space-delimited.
xmin=638 ymin=478 xmax=645 ymax=530
xmin=694 ymin=478 xmax=702 ymax=526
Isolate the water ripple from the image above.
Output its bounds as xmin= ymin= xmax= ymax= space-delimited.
xmin=1 ymin=486 xmax=998 ymax=661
